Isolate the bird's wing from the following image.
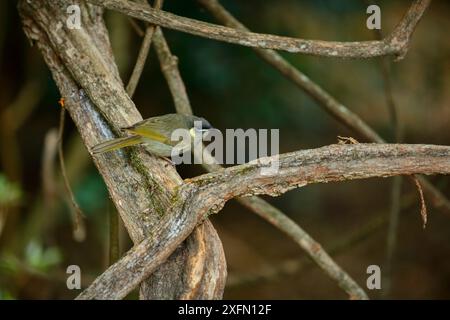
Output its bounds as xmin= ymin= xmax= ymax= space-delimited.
xmin=122 ymin=118 xmax=172 ymax=144
xmin=122 ymin=115 xmax=187 ymax=145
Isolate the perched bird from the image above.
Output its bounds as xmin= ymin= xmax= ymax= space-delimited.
xmin=91 ymin=113 xmax=212 ymax=157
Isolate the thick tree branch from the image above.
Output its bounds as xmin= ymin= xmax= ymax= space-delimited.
xmin=187 ymin=144 xmax=449 ymax=198
xmin=77 ymin=143 xmax=450 ymax=299
xmin=87 ymin=0 xmax=430 ymax=59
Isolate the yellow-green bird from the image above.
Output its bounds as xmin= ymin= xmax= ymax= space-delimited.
xmin=91 ymin=113 xmax=212 ymax=157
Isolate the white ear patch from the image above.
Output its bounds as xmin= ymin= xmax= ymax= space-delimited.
xmin=189 ymin=127 xmax=196 ymax=138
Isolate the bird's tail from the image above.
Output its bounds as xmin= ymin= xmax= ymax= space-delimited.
xmin=91 ymin=135 xmax=142 ymax=154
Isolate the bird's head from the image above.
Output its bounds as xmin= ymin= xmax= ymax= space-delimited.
xmin=186 ymin=115 xmax=213 ymax=137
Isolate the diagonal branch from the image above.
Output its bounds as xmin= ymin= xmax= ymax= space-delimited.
xmin=77 ymin=143 xmax=450 ymax=299
xmin=87 ymin=0 xmax=430 ymax=59
xmin=125 ymin=0 xmax=163 ymax=97
xmin=153 ymin=27 xmax=192 ymax=115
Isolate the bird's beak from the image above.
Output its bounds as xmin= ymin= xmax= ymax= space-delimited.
xmin=193 ymin=127 xmax=213 ymax=133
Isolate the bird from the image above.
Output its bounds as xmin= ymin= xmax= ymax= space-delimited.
xmin=91 ymin=113 xmax=212 ymax=158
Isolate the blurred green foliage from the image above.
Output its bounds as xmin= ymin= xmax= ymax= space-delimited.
xmin=0 ymin=173 xmax=22 ymax=206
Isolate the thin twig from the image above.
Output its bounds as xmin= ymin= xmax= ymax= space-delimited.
xmin=153 ymin=28 xmax=192 ymax=115
xmin=108 ymin=202 xmax=120 ymax=265
xmin=127 ymin=17 xmax=145 ymax=37
xmin=379 ymin=55 xmax=401 ymax=141
xmin=42 ymin=128 xmax=59 ymax=207
xmin=58 ymin=107 xmax=86 ymax=242
xmin=89 ymin=0 xmax=430 ymax=59
xmin=0 ymin=79 xmax=43 ymax=184
xmin=414 ymin=177 xmax=428 ymax=228
xmin=152 ymin=27 xmax=368 ymax=299
xmin=126 ymin=0 xmax=163 ymax=97
xmin=384 ymin=175 xmax=402 ymax=296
